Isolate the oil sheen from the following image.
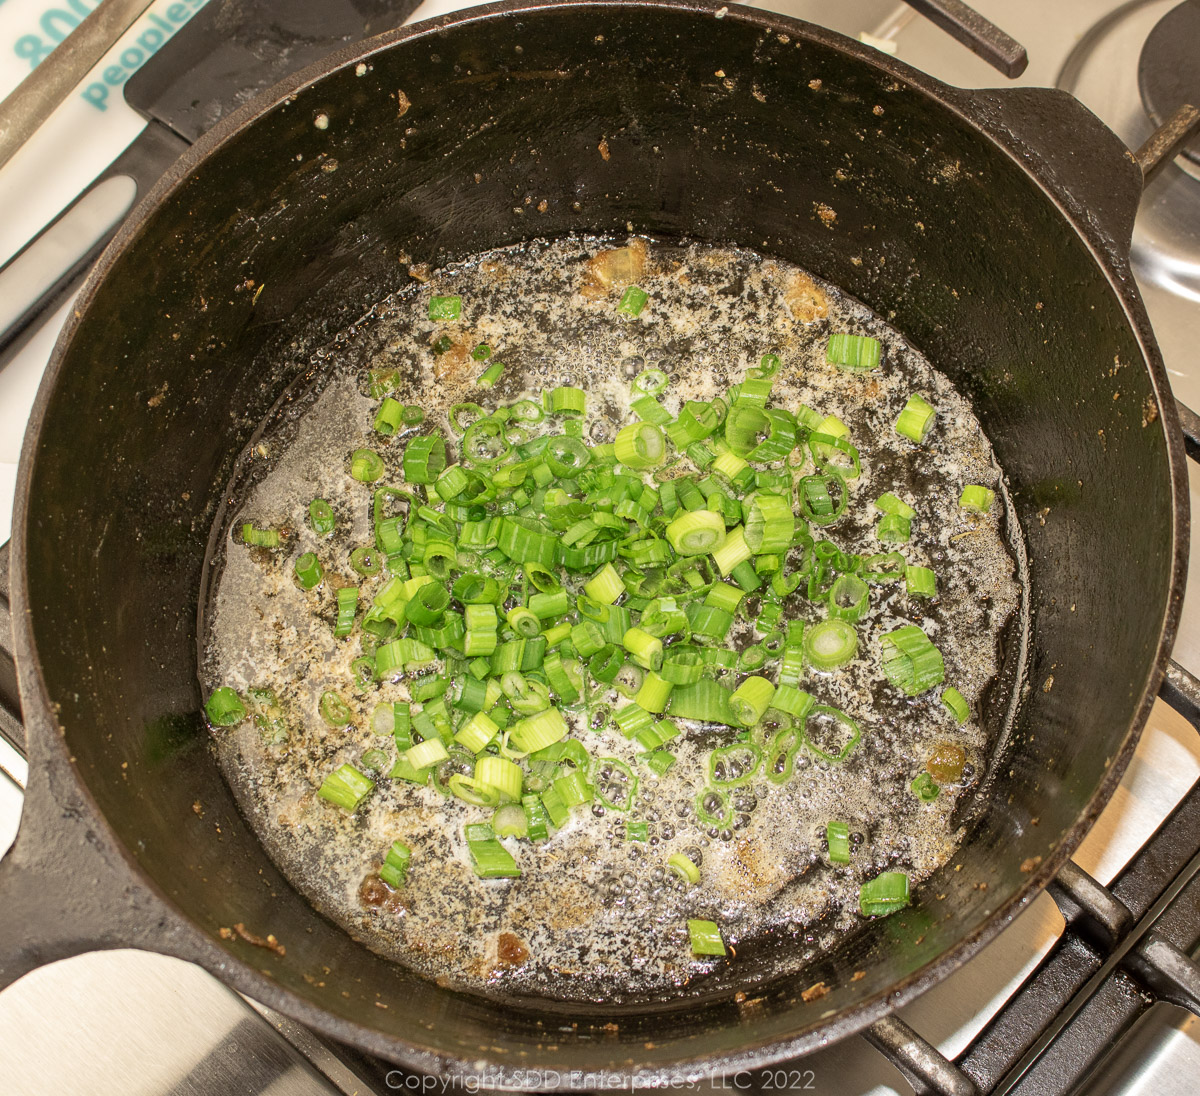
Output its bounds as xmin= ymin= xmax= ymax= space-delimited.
xmin=202 ymin=237 xmax=1025 ymax=1003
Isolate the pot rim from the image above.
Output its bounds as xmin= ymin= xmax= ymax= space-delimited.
xmin=9 ymin=0 xmax=1190 ymax=1083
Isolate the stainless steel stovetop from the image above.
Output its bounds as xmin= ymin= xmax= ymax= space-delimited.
xmin=2 ymin=2 xmax=1200 ymax=1093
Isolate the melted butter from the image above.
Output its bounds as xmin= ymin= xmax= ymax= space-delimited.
xmin=202 ymin=237 xmax=1025 ymax=1003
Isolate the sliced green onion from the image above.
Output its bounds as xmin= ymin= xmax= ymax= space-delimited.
xmin=709 ymin=743 xmax=762 ymax=787
xmin=492 ymin=803 xmax=529 ymax=838
xmin=661 ymin=646 xmax=705 ymax=685
xmin=942 ymin=686 xmax=970 ymax=724
xmin=880 ymin=624 xmax=945 ymax=696
xmin=827 ymin=821 xmax=851 ymax=864
xmin=374 ymin=397 xmax=405 ymax=436
xmin=743 ymin=493 xmax=794 ymax=554
xmin=695 ymin=786 xmax=733 ymax=829
xmin=376 ymin=637 xmax=436 ymax=676
xmin=626 ymin=820 xmax=650 ymax=841
xmin=614 ymin=421 xmax=666 ymax=469
xmin=877 ymin=513 xmax=912 ymax=543
xmin=613 ymin=702 xmax=654 ymax=740
xmin=804 ymin=619 xmax=858 ymax=671
xmin=711 ymin=526 xmax=752 ymax=576
xmin=349 ymin=547 xmax=382 ymax=576
xmin=548 ymin=386 xmax=586 ymax=416
xmin=665 ymin=510 xmax=726 ymax=556
xmin=895 ymin=393 xmax=936 ymax=443
xmin=405 ymin=737 xmax=449 ymax=770
xmin=863 ymin=551 xmax=906 ymax=584
xmin=622 ymin=627 xmax=663 ymax=671
xmin=762 ymin=726 xmax=800 ymax=784
xmin=875 ymin=492 xmax=916 ymax=519
xmin=317 ymin=764 xmax=374 ymax=811
xmin=334 ymin=586 xmax=358 ymax=637
xmin=477 ymin=360 xmax=505 ymax=387
xmin=635 ymin=671 xmax=674 ymax=714
xmin=308 ymin=499 xmax=336 ymax=535
xmin=589 ymin=645 xmax=623 ymax=683
xmin=668 ymin=852 xmax=701 ymax=884
xmin=912 ymin=772 xmax=940 ymax=802
xmin=476 ymin=755 xmax=523 ymax=802
xmin=509 ymin=708 xmax=567 ymax=753
xmin=828 ymin=573 xmax=869 ymax=623
xmin=465 ymin=822 xmax=521 ymax=879
xmin=771 ymin=685 xmax=815 ymax=719
xmin=350 ymin=448 xmax=385 ymax=483
xmin=205 ymin=686 xmax=245 ymax=726
xmin=729 ymin=677 xmax=775 ymax=727
xmin=501 ymin=606 xmax=536 ymax=639
xmin=670 ymin=679 xmax=734 ymax=724
xmin=686 ymin=597 xmax=729 ymax=643
xmin=523 ymin=793 xmax=551 ymax=841
xmin=644 ymin=749 xmax=676 ymax=775
xmin=403 ymin=434 xmax=447 ymax=484
xmin=860 ymin=871 xmax=910 ymax=917
xmin=633 ymin=367 xmax=669 ymax=395
xmin=553 ymin=767 xmax=594 ymax=807
xmin=906 ymin=565 xmax=937 ymax=599
xmin=455 ymin=711 xmax=499 ymax=753
xmin=803 ymin=705 xmax=861 ymax=763
xmin=319 ymin=691 xmax=353 ymax=727
xmin=826 ymin=332 xmax=881 ymax=371
xmin=585 ymin=562 xmax=625 ymax=605
xmin=543 ymin=435 xmax=590 ymax=477
xmin=959 ymin=484 xmax=995 ymax=512
xmin=449 ymin=773 xmax=502 ymax=808
xmin=379 ymin=840 xmax=411 ymax=887
xmin=687 ymin=919 xmax=725 ymax=957
xmin=798 ymin=474 xmax=848 ymax=527
xmin=241 ymin=523 xmax=280 ymax=548
xmin=617 ymin=285 xmax=649 ymax=317
xmin=592 ymin=757 xmax=637 ymax=811
xmin=428 ymin=294 xmax=461 ymax=321
xmin=404 ymin=582 xmax=450 ymax=625
xmin=293 ymin=552 xmax=323 ymax=589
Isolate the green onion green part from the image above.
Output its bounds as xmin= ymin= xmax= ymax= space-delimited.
xmin=687 ymin=918 xmax=726 ymax=956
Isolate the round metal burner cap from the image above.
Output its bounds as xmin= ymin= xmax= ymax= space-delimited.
xmin=1139 ymin=0 xmax=1200 ymax=163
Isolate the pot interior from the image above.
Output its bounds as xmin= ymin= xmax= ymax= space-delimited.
xmin=16 ymin=0 xmax=1178 ymax=1076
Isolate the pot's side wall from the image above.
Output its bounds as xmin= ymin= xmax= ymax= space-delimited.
xmin=16 ymin=2 xmax=1174 ymax=1076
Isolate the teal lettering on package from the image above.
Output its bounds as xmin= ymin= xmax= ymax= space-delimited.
xmin=11 ymin=0 xmax=208 ymax=111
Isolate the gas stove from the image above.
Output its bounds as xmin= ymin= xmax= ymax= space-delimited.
xmin=2 ymin=2 xmax=1200 ymax=1094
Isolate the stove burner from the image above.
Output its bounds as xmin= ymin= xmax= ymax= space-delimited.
xmin=1057 ymin=0 xmax=1200 ymax=412
xmin=1139 ymin=0 xmax=1200 ymax=163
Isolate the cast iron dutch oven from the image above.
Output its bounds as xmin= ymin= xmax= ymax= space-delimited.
xmin=0 ymin=0 xmax=1190 ymax=1084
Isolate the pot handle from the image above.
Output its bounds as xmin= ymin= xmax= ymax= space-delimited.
xmin=0 ymin=541 xmax=187 ymax=992
xmin=947 ymin=89 xmax=1200 ymax=264
xmin=0 ymin=727 xmax=190 ymax=993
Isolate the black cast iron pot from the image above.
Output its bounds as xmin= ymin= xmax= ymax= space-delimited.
xmin=0 ymin=0 xmax=1191 ymax=1085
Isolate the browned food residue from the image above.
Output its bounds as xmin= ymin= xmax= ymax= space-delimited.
xmin=396 ymin=90 xmax=411 ymax=117
xmin=780 ymin=268 xmax=829 ymax=324
xmin=926 ymin=742 xmax=966 ymax=784
xmin=582 ymin=238 xmax=647 ymax=298
xmin=598 ymin=138 xmax=610 ymax=161
xmin=497 ymin=932 xmax=531 ymax=967
xmin=220 ymin=922 xmax=286 ymax=956
xmin=1020 ymin=856 xmax=1043 ymax=874
xmin=801 ymin=981 xmax=829 ymax=1002
xmin=431 ymin=340 xmax=472 ymax=383
xmin=815 ymin=202 xmax=837 ymax=226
